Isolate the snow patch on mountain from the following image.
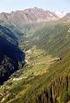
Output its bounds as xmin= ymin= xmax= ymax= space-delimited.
xmin=55 ymin=11 xmax=66 ymax=18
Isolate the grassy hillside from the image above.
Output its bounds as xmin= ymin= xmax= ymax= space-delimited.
xmin=22 ymin=22 xmax=70 ymax=56
xmin=0 ymin=46 xmax=70 ymax=103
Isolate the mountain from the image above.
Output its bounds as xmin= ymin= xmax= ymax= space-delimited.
xmin=23 ymin=7 xmax=59 ymax=22
xmin=63 ymin=13 xmax=70 ymax=19
xmin=0 ymin=24 xmax=25 ymax=84
xmin=22 ymin=21 xmax=70 ymax=56
xmin=55 ymin=11 xmax=66 ymax=18
xmin=60 ymin=13 xmax=70 ymax=22
xmin=0 ymin=7 xmax=70 ymax=103
xmin=0 ymin=7 xmax=59 ymax=31
xmin=0 ymin=7 xmax=67 ymax=34
xmin=0 ymin=22 xmax=70 ymax=103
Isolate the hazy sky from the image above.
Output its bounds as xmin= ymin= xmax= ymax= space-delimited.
xmin=0 ymin=0 xmax=70 ymax=12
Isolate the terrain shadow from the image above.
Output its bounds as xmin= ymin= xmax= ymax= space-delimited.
xmin=0 ymin=25 xmax=25 ymax=84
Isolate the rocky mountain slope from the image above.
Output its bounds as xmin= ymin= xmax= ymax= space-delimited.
xmin=0 ymin=7 xmax=67 ymax=34
xmin=0 ymin=7 xmax=59 ymax=33
xmin=0 ymin=7 xmax=58 ymax=24
xmin=0 ymin=24 xmax=25 ymax=84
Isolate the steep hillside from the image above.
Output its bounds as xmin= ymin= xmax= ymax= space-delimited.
xmin=23 ymin=22 xmax=70 ymax=56
xmin=0 ymin=45 xmax=70 ymax=103
xmin=0 ymin=25 xmax=25 ymax=84
xmin=21 ymin=49 xmax=70 ymax=103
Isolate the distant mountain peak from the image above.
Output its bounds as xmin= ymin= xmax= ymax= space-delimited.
xmin=55 ymin=11 xmax=66 ymax=18
xmin=61 ymin=12 xmax=70 ymax=22
xmin=0 ymin=7 xmax=59 ymax=25
xmin=0 ymin=7 xmax=70 ymax=31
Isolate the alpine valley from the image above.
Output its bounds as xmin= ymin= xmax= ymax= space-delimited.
xmin=0 ymin=7 xmax=70 ymax=103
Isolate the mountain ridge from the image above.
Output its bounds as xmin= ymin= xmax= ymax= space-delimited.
xmin=0 ymin=7 xmax=59 ymax=24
